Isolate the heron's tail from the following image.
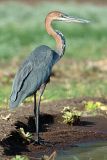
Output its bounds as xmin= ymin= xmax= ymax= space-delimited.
xmin=9 ymin=92 xmax=25 ymax=109
xmin=9 ymin=99 xmax=20 ymax=109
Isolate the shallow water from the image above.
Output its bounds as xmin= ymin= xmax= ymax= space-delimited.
xmin=57 ymin=142 xmax=107 ymax=160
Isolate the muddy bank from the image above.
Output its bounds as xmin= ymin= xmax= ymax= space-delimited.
xmin=0 ymin=97 xmax=107 ymax=159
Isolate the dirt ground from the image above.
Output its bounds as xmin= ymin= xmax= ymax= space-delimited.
xmin=0 ymin=97 xmax=107 ymax=159
xmin=76 ymin=0 xmax=107 ymax=5
xmin=0 ymin=0 xmax=107 ymax=5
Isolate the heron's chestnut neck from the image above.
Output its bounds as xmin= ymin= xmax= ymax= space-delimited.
xmin=45 ymin=15 xmax=65 ymax=57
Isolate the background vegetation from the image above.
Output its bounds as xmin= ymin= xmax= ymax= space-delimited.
xmin=0 ymin=1 xmax=107 ymax=108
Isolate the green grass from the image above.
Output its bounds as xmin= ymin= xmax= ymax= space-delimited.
xmin=0 ymin=84 xmax=10 ymax=107
xmin=43 ymin=79 xmax=107 ymax=102
xmin=0 ymin=1 xmax=107 ymax=107
xmin=0 ymin=2 xmax=106 ymax=61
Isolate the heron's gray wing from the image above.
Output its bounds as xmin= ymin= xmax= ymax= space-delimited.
xmin=10 ymin=60 xmax=33 ymax=102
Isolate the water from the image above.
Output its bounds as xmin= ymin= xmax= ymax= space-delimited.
xmin=57 ymin=142 xmax=107 ymax=160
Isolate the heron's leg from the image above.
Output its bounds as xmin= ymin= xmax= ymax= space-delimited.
xmin=34 ymin=93 xmax=37 ymax=138
xmin=34 ymin=83 xmax=46 ymax=144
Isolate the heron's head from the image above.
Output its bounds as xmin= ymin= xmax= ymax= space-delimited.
xmin=47 ymin=11 xmax=90 ymax=24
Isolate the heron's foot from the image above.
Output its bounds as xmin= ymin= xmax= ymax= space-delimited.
xmin=33 ymin=137 xmax=43 ymax=145
xmin=33 ymin=137 xmax=53 ymax=146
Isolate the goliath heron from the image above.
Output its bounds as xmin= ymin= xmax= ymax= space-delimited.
xmin=10 ymin=11 xmax=89 ymax=144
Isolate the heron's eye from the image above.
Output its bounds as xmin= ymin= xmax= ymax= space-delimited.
xmin=61 ymin=14 xmax=64 ymax=18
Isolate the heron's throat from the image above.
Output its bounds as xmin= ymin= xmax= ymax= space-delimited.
xmin=55 ymin=30 xmax=66 ymax=56
xmin=45 ymin=18 xmax=66 ymax=57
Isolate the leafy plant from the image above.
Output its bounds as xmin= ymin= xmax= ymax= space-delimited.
xmin=84 ymin=101 xmax=107 ymax=113
xmin=18 ymin=128 xmax=32 ymax=142
xmin=11 ymin=155 xmax=29 ymax=160
xmin=84 ymin=101 xmax=102 ymax=111
xmin=61 ymin=106 xmax=81 ymax=125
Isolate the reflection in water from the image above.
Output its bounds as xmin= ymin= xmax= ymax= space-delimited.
xmin=57 ymin=142 xmax=107 ymax=160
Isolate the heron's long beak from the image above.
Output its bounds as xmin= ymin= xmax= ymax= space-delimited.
xmin=59 ymin=14 xmax=90 ymax=24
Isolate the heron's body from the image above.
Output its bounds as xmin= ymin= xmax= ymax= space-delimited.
xmin=10 ymin=11 xmax=89 ymax=144
xmin=10 ymin=45 xmax=59 ymax=108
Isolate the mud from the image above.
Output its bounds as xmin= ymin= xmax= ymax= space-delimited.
xmin=0 ymin=97 xmax=107 ymax=159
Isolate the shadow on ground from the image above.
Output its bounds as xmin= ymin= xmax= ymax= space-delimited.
xmin=0 ymin=98 xmax=107 ymax=159
xmin=78 ymin=120 xmax=95 ymax=127
xmin=0 ymin=113 xmax=54 ymax=156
